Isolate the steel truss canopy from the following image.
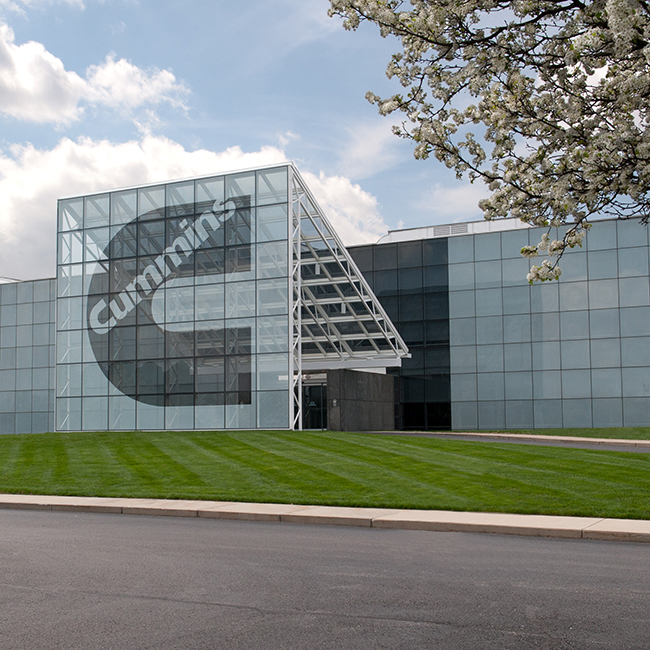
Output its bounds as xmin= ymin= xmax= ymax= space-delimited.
xmin=289 ymin=166 xmax=409 ymax=373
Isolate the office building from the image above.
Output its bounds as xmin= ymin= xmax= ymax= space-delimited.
xmin=0 ymin=163 xmax=648 ymax=432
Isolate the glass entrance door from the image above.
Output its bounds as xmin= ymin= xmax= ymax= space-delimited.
xmin=302 ymin=385 xmax=327 ymax=430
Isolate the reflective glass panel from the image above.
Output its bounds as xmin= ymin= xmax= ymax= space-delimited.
xmin=476 ymin=316 xmax=503 ymax=345
xmin=587 ymin=220 xmax=616 ymax=250
xmin=559 ymin=252 xmax=587 ymax=281
xmin=226 ymin=281 xmax=256 ymax=318
xmin=619 ymin=277 xmax=650 ymax=307
xmin=562 ymin=398 xmax=592 ymax=427
xmin=166 ymin=181 xmax=194 ymax=217
xmin=560 ymin=340 xmax=590 ymax=369
xmin=477 ymin=373 xmax=504 ymax=400
xmin=449 ymin=291 xmax=475 ymax=318
xmin=85 ymin=228 xmax=109 ymax=262
xmin=559 ymin=281 xmax=588 ymax=311
xmin=257 ymin=353 xmax=289 ymax=390
xmin=505 ymin=372 xmax=532 ymax=400
xmin=448 ymin=263 xmax=474 ymax=291
xmin=257 ymin=204 xmax=288 ymax=242
xmin=618 ymin=246 xmax=649 ymax=277
xmin=226 ymin=173 xmax=255 ymax=205
xmin=257 ymin=168 xmax=288 ymax=206
xmin=590 ymin=338 xmax=621 ymax=368
xmin=588 ymin=250 xmax=618 ymax=280
xmin=257 ymin=391 xmax=289 ymax=428
xmin=256 ymin=278 xmax=288 ymax=316
xmin=560 ymin=310 xmax=589 ymax=340
xmin=195 ymin=284 xmax=224 ymax=321
xmin=58 ymin=198 xmax=83 ymax=232
xmin=476 ymin=345 xmax=504 ymax=373
xmin=448 ymin=236 xmax=473 ymax=263
xmin=474 ymin=232 xmax=500 ymax=261
xmin=532 ymin=341 xmax=561 ymax=370
xmin=561 ymin=370 xmax=591 ymax=398
xmin=501 ymin=257 xmax=529 ymax=287
xmin=450 ymin=346 xmax=477 ymax=373
xmin=111 ymin=190 xmax=137 ymax=225
xmin=617 ymin=218 xmax=648 ymax=248
xmin=475 ymin=260 xmax=501 ymax=289
xmin=621 ymin=337 xmax=650 ymax=367
xmin=502 ymin=285 xmax=531 ymax=316
xmin=196 ymin=176 xmax=225 ymax=213
xmin=591 ymin=368 xmax=622 ymax=398
xmin=257 ymin=241 xmax=288 ymax=279
xmin=620 ymin=307 xmax=650 ymax=337
xmin=84 ymin=195 xmax=109 ymax=229
xmin=256 ymin=315 xmax=288 ymax=355
xmin=138 ymin=186 xmax=165 ymax=218
xmin=475 ymin=288 xmax=502 ymax=316
xmin=501 ymin=229 xmax=530 ymax=259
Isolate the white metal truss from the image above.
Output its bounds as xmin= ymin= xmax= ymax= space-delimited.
xmin=288 ymin=167 xmax=409 ymax=390
xmin=289 ymin=170 xmax=303 ymax=430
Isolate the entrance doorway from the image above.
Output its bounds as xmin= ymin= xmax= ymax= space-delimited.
xmin=302 ymin=384 xmax=327 ymax=430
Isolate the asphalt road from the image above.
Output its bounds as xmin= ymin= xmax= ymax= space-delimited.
xmin=1 ymin=510 xmax=649 ymax=649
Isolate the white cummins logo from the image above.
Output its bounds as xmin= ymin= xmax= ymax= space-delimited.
xmin=89 ymin=204 xmax=227 ymax=335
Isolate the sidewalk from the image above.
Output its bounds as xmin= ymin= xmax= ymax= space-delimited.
xmin=1 ymin=493 xmax=649 ymax=543
xmin=370 ymin=430 xmax=650 ymax=448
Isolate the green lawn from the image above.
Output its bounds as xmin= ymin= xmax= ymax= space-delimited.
xmin=454 ymin=428 xmax=650 ymax=440
xmin=0 ymin=430 xmax=649 ymax=519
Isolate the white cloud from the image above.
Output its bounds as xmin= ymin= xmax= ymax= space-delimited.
xmin=417 ymin=182 xmax=491 ymax=223
xmin=85 ymin=55 xmax=187 ymax=112
xmin=277 ymin=131 xmax=298 ymax=148
xmin=0 ymin=24 xmax=188 ymax=124
xmin=0 ymin=136 xmax=388 ymax=279
xmin=337 ymin=121 xmax=402 ymax=180
xmin=303 ymin=170 xmax=388 ymax=246
xmin=0 ymin=23 xmax=86 ymax=122
xmin=0 ymin=0 xmax=84 ymax=14
xmin=0 ymin=136 xmax=286 ymax=279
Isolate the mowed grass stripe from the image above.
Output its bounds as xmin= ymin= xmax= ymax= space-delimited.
xmin=385 ymin=435 xmax=650 ymax=513
xmin=192 ymin=434 xmax=372 ymax=499
xmin=284 ymin=433 xmax=475 ymax=505
xmin=304 ymin=434 xmax=600 ymax=511
xmin=215 ymin=432 xmax=476 ymax=507
xmin=0 ymin=430 xmax=648 ymax=519
xmin=109 ymin=438 xmax=209 ymax=492
xmin=295 ymin=433 xmax=574 ymax=503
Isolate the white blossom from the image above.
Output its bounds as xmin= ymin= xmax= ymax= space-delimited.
xmin=520 ymin=245 xmax=539 ymax=258
xmin=527 ymin=260 xmax=562 ymax=283
xmin=329 ymin=0 xmax=650 ymax=280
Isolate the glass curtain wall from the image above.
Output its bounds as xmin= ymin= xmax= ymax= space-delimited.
xmin=0 ymin=279 xmax=56 ymax=434
xmin=449 ymin=218 xmax=650 ymax=429
xmin=56 ymin=166 xmax=292 ymax=431
xmin=349 ymin=238 xmax=451 ymax=430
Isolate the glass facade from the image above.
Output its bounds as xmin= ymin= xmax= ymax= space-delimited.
xmin=0 ymin=279 xmax=56 ymax=434
xmin=348 ymin=238 xmax=450 ymax=429
xmin=2 ymin=166 xmax=648 ymax=435
xmin=447 ymin=218 xmax=650 ymax=429
xmin=56 ymin=167 xmax=292 ymax=430
xmin=351 ymin=217 xmax=650 ymax=430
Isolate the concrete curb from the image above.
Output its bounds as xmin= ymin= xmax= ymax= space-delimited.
xmin=398 ymin=431 xmax=650 ymax=447
xmin=1 ymin=493 xmax=649 ymax=543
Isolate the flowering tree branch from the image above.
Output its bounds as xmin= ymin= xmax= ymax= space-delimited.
xmin=328 ymin=0 xmax=650 ymax=279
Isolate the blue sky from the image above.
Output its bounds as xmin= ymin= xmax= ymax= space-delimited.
xmin=0 ymin=0 xmax=487 ymax=280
